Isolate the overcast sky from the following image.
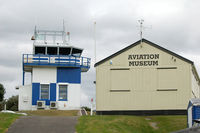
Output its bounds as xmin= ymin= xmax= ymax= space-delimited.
xmin=0 ymin=0 xmax=200 ymax=106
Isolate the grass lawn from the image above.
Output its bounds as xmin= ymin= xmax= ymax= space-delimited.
xmin=0 ymin=113 xmax=21 ymax=133
xmin=76 ymin=115 xmax=187 ymax=133
xmin=19 ymin=110 xmax=78 ymax=116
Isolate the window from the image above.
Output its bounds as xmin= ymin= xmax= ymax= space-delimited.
xmin=40 ymin=84 xmax=49 ymax=99
xmin=71 ymin=48 xmax=82 ymax=57
xmin=47 ymin=47 xmax=58 ymax=55
xmin=59 ymin=47 xmax=71 ymax=55
xmin=59 ymin=85 xmax=68 ymax=100
xmin=35 ymin=46 xmax=46 ymax=54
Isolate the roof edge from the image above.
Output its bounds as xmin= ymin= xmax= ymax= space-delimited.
xmin=94 ymin=38 xmax=194 ymax=67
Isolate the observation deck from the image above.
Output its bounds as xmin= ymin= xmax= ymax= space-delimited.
xmin=23 ymin=54 xmax=90 ymax=72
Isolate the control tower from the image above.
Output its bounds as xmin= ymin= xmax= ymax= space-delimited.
xmin=18 ymin=25 xmax=90 ymax=110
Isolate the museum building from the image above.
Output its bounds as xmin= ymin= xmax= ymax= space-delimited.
xmin=95 ymin=39 xmax=200 ymax=115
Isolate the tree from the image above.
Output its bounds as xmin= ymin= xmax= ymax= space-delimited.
xmin=6 ymin=95 xmax=18 ymax=111
xmin=0 ymin=84 xmax=5 ymax=101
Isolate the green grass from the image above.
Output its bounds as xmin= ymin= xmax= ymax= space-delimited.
xmin=0 ymin=113 xmax=21 ymax=133
xmin=76 ymin=115 xmax=187 ymax=133
xmin=18 ymin=110 xmax=78 ymax=116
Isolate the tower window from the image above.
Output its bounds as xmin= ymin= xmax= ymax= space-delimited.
xmin=71 ymin=48 xmax=82 ymax=56
xmin=40 ymin=84 xmax=49 ymax=100
xmin=47 ymin=47 xmax=58 ymax=55
xmin=35 ymin=47 xmax=46 ymax=54
xmin=59 ymin=47 xmax=71 ymax=55
xmin=59 ymin=85 xmax=68 ymax=101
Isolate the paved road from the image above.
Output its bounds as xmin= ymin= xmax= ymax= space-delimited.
xmin=7 ymin=116 xmax=78 ymax=133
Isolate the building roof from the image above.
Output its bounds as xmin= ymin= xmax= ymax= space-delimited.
xmin=94 ymin=38 xmax=200 ymax=84
xmin=94 ymin=38 xmax=194 ymax=67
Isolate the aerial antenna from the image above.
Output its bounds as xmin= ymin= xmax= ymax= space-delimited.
xmin=137 ymin=19 xmax=152 ymax=46
xmin=63 ymin=19 xmax=67 ymax=45
xmin=138 ymin=19 xmax=144 ymax=44
xmin=94 ymin=21 xmax=97 ymax=64
xmin=67 ymin=32 xmax=70 ymax=44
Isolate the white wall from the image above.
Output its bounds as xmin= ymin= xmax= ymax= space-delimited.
xmin=32 ymin=67 xmax=56 ymax=83
xmin=18 ymin=85 xmax=32 ymax=111
xmin=56 ymin=83 xmax=81 ymax=110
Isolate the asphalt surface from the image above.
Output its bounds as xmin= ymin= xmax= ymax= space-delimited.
xmin=7 ymin=116 xmax=78 ymax=133
xmin=173 ymin=126 xmax=200 ymax=133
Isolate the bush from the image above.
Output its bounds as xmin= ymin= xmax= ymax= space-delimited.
xmin=0 ymin=84 xmax=5 ymax=102
xmin=0 ymin=101 xmax=6 ymax=111
xmin=81 ymin=106 xmax=91 ymax=111
xmin=6 ymin=95 xmax=18 ymax=111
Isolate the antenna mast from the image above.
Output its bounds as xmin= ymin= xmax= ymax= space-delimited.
xmin=94 ymin=21 xmax=96 ymax=64
xmin=63 ymin=20 xmax=67 ymax=45
xmin=138 ymin=19 xmax=144 ymax=44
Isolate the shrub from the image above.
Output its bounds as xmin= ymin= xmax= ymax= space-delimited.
xmin=81 ymin=106 xmax=91 ymax=111
xmin=6 ymin=95 xmax=18 ymax=111
xmin=0 ymin=84 xmax=5 ymax=102
xmin=0 ymin=101 xmax=6 ymax=111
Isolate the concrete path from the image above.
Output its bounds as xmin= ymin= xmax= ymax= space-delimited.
xmin=7 ymin=116 xmax=78 ymax=133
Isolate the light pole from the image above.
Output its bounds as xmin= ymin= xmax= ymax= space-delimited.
xmin=4 ymin=99 xmax=7 ymax=111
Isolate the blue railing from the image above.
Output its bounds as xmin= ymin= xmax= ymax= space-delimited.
xmin=23 ymin=54 xmax=91 ymax=68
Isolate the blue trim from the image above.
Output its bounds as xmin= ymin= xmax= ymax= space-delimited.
xmin=32 ymin=83 xmax=40 ymax=105
xmin=59 ymin=99 xmax=67 ymax=101
xmin=22 ymin=54 xmax=25 ymax=85
xmin=22 ymin=71 xmax=25 ymax=85
xmin=50 ymin=83 xmax=56 ymax=101
xmin=32 ymin=83 xmax=57 ymax=106
xmin=33 ymin=58 xmax=48 ymax=60
xmin=24 ymin=62 xmax=82 ymax=67
xmin=23 ymin=54 xmax=90 ymax=71
xmin=57 ymin=67 xmax=81 ymax=83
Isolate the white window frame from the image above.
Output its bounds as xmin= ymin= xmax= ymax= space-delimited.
xmin=40 ymin=83 xmax=50 ymax=100
xmin=57 ymin=83 xmax=68 ymax=101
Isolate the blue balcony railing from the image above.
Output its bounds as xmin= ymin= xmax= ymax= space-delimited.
xmin=23 ymin=54 xmax=91 ymax=69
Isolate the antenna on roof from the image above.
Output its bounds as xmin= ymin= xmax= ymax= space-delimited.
xmin=138 ymin=19 xmax=144 ymax=44
xmin=94 ymin=21 xmax=97 ymax=64
xmin=137 ymin=19 xmax=152 ymax=47
xmin=63 ymin=19 xmax=67 ymax=45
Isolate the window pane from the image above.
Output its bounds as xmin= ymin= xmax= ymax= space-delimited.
xmin=41 ymin=84 xmax=49 ymax=99
xmin=59 ymin=85 xmax=67 ymax=100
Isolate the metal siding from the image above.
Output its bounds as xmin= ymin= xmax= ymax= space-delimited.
xmin=50 ymin=83 xmax=56 ymax=101
xmin=57 ymin=67 xmax=81 ymax=83
xmin=32 ymin=83 xmax=40 ymax=105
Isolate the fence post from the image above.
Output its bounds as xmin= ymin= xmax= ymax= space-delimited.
xmin=82 ymin=57 xmax=83 ymax=66
xmin=27 ymin=54 xmax=28 ymax=63
xmin=75 ymin=56 xmax=76 ymax=66
xmin=39 ymin=54 xmax=40 ymax=64
xmin=49 ymin=55 xmax=50 ymax=64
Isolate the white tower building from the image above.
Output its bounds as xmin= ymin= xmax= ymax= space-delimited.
xmin=18 ymin=26 xmax=90 ymax=110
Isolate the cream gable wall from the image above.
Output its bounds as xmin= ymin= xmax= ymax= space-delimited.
xmin=96 ymin=42 xmax=194 ymax=111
